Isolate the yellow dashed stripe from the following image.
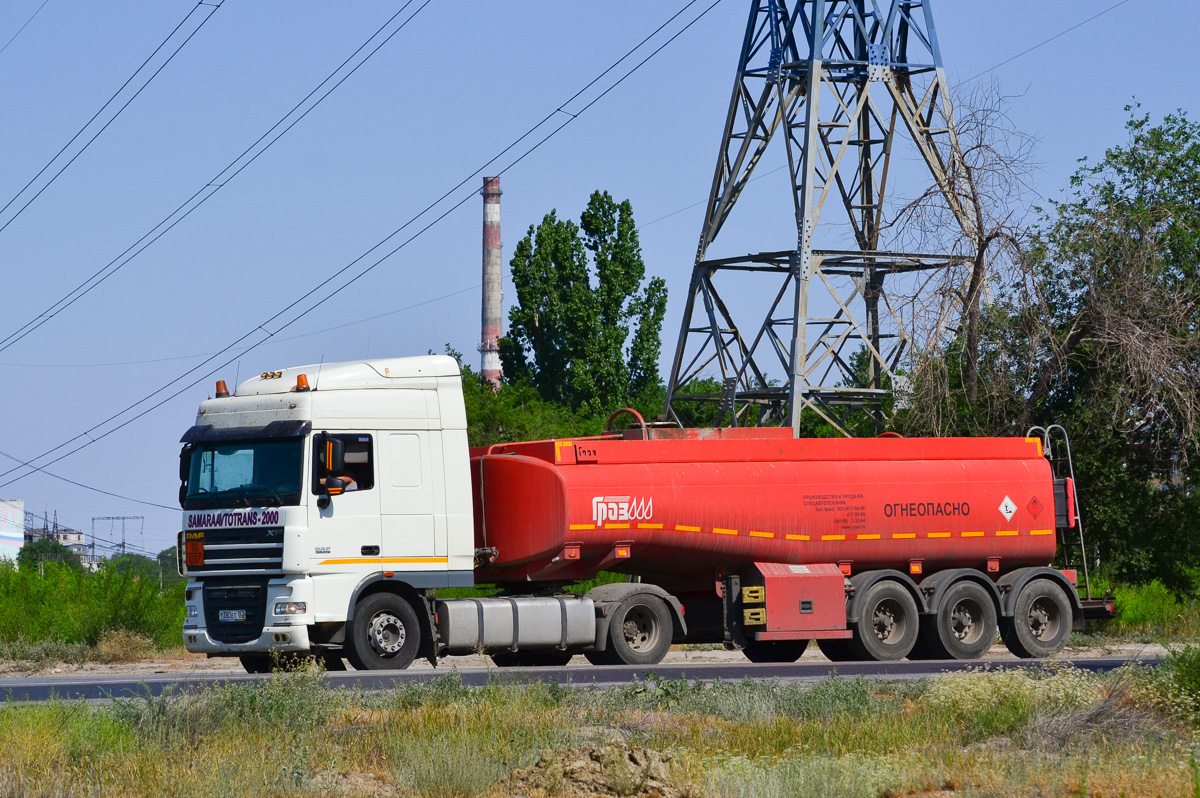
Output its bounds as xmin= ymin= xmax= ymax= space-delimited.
xmin=996 ymin=530 xmax=1019 ymax=537
xmin=892 ymin=532 xmax=916 ymax=539
xmin=318 ymin=556 xmax=447 ymax=566
xmin=713 ymin=527 xmax=738 ymax=536
xmin=572 ymin=523 xmax=1040 ymax=540
xmin=856 ymin=533 xmax=881 ymax=540
xmin=928 ymin=532 xmax=952 ymax=538
xmin=637 ymin=523 xmax=663 ymax=529
xmin=675 ymin=525 xmax=700 ymax=533
xmin=569 ymin=523 xmax=595 ymax=530
xmin=961 ymin=531 xmax=985 ymax=538
xmin=821 ymin=534 xmax=845 ymax=541
xmin=749 ymin=530 xmax=775 ymax=539
xmin=605 ymin=523 xmax=630 ymax=529
xmin=1030 ymin=529 xmax=1055 ymax=536
xmin=786 ymin=534 xmax=809 ymax=541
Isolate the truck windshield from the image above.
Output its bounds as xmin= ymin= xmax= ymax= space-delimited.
xmin=182 ymin=439 xmax=304 ymax=509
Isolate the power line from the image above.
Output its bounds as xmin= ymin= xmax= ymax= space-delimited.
xmin=0 ymin=0 xmax=431 ymax=355
xmin=0 ymin=447 xmax=176 ymax=510
xmin=0 ymin=283 xmax=481 ymax=369
xmin=0 ymin=0 xmax=52 ymax=59
xmin=0 ymin=0 xmax=725 ymax=493
xmin=961 ymin=0 xmax=1131 ymax=85
xmin=0 ymin=1 xmax=223 ymax=236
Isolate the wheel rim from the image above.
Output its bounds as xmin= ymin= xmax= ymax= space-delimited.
xmin=872 ymin=598 xmax=908 ymax=646
xmin=1027 ymin=597 xmax=1061 ymax=641
xmin=368 ymin=611 xmax=406 ymax=657
xmin=621 ymin=605 xmax=662 ymax=653
xmin=950 ymin=598 xmax=983 ymax=645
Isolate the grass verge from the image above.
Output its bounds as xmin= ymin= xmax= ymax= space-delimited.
xmin=2 ymin=657 xmax=1199 ymax=797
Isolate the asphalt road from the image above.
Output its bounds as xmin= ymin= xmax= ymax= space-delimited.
xmin=0 ymin=656 xmax=1158 ymax=703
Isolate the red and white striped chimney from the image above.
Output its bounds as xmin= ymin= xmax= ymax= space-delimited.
xmin=480 ymin=177 xmax=503 ymax=388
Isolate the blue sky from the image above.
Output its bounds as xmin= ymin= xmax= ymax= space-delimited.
xmin=0 ymin=0 xmax=1192 ymax=554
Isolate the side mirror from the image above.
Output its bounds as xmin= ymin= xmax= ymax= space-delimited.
xmin=315 ymin=432 xmax=345 ymax=476
xmin=179 ymin=445 xmax=195 ymax=482
xmin=325 ymin=476 xmax=347 ymax=496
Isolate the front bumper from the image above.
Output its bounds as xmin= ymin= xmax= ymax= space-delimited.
xmin=183 ymin=623 xmax=311 ymax=655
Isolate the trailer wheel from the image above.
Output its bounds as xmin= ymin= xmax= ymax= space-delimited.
xmin=490 ymin=650 xmax=574 ymax=667
xmin=345 ymin=592 xmax=421 ymax=670
xmin=742 ymin=639 xmax=808 ymax=663
xmin=1002 ymin=579 xmax=1072 ymax=658
xmin=606 ymin=594 xmax=673 ymax=665
xmin=914 ymin=580 xmax=998 ymax=660
xmin=816 ymin=638 xmax=858 ymax=661
xmin=239 ymin=654 xmax=274 ymax=674
xmin=850 ymin=580 xmax=919 ymax=661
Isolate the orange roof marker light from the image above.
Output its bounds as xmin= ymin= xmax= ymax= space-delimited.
xmin=294 ymin=374 xmax=311 ymax=392
xmin=215 ymin=380 xmax=230 ymax=398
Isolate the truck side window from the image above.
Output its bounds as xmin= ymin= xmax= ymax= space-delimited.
xmin=313 ymin=434 xmax=375 ymax=493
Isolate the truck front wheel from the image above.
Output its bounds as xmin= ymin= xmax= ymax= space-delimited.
xmin=605 ymin=594 xmax=673 ymax=665
xmin=346 ymin=592 xmax=421 ymax=670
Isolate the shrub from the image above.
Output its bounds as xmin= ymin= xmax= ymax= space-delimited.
xmin=0 ymin=560 xmax=184 ymax=649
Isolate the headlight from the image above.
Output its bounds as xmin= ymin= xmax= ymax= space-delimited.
xmin=274 ymin=601 xmax=307 ymax=615
xmin=186 ymin=605 xmax=199 ymax=618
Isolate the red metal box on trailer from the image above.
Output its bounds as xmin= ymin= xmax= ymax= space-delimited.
xmin=743 ymin=562 xmax=848 ymax=640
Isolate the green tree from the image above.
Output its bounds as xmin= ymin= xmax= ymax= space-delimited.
xmin=500 ymin=191 xmax=667 ymax=417
xmin=899 ymin=108 xmax=1200 ymax=590
xmin=17 ymin=537 xmax=81 ymax=571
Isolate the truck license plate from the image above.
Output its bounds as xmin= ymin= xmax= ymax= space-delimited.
xmin=218 ymin=609 xmax=246 ymax=622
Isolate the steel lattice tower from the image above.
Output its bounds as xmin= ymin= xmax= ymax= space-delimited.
xmin=663 ymin=0 xmax=973 ymax=434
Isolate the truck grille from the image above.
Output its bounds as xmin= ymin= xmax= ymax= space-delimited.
xmin=203 ymin=578 xmax=270 ymax=644
xmin=185 ymin=526 xmax=284 ymax=575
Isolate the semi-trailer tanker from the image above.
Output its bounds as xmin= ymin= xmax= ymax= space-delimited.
xmin=177 ymin=355 xmax=1111 ymax=672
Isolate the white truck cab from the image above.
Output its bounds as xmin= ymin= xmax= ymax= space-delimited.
xmin=179 ymin=356 xmax=476 ymax=670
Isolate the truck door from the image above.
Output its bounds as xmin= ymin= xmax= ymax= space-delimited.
xmin=380 ymin=431 xmax=442 ymax=559
xmin=309 ymin=433 xmax=382 ymax=567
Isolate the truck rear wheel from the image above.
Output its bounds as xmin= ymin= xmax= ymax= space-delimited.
xmin=605 ymin=594 xmax=673 ymax=665
xmin=1002 ymin=579 xmax=1072 ymax=658
xmin=345 ymin=592 xmax=421 ymax=670
xmin=913 ymin=580 xmax=998 ymax=660
xmin=850 ymin=580 xmax=919 ymax=661
xmin=741 ymin=639 xmax=808 ymax=663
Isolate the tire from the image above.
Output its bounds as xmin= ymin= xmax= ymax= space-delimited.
xmin=605 ymin=594 xmax=673 ymax=665
xmin=816 ymin=638 xmax=858 ymax=662
xmin=742 ymin=639 xmax=808 ymax=663
xmin=849 ymin=580 xmax=919 ymax=661
xmin=490 ymin=650 xmax=575 ymax=668
xmin=1002 ymin=579 xmax=1072 ymax=658
xmin=345 ymin=592 xmax=422 ymax=671
xmin=913 ymin=580 xmax=998 ymax=660
xmin=239 ymin=654 xmax=274 ymax=674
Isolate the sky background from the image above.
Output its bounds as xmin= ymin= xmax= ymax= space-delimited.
xmin=0 ymin=0 xmax=1193 ymax=556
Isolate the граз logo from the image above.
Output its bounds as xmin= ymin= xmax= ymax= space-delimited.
xmin=592 ymin=495 xmax=653 ymax=525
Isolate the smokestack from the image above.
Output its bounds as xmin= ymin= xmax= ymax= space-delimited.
xmin=480 ymin=176 xmax=503 ymax=389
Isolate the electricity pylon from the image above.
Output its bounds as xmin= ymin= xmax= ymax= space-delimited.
xmin=663 ymin=0 xmax=973 ymax=434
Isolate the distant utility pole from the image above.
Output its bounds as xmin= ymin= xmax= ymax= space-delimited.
xmin=92 ymin=516 xmax=144 ymax=558
xmin=663 ymin=0 xmax=973 ymax=435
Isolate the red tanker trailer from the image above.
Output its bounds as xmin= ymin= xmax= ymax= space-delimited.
xmin=471 ymin=423 xmax=1110 ymax=664
xmin=180 ymin=358 xmax=1110 ymax=672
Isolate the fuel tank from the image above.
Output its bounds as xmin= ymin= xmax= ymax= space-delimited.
xmin=471 ymin=431 xmax=1057 ymax=584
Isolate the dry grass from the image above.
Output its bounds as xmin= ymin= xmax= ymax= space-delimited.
xmin=0 ymin=664 xmax=1198 ymax=797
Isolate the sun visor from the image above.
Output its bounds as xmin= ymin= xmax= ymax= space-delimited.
xmin=180 ymin=420 xmax=312 ymax=443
